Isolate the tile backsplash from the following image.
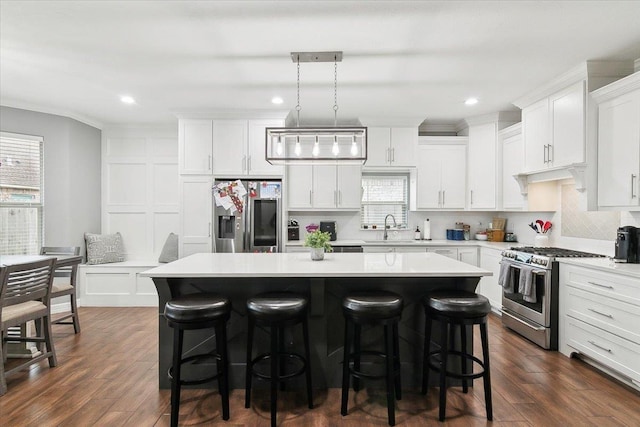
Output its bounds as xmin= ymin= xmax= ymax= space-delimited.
xmin=561 ymin=184 xmax=620 ymax=240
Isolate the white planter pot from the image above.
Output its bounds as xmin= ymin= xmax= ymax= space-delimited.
xmin=534 ymin=235 xmax=549 ymax=247
xmin=310 ymin=247 xmax=325 ymax=261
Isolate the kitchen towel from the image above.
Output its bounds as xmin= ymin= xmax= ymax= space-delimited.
xmin=498 ymin=260 xmax=514 ymax=293
xmin=518 ymin=264 xmax=541 ymax=303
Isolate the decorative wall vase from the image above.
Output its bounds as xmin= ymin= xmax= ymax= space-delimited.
xmin=310 ymin=247 xmax=325 ymax=261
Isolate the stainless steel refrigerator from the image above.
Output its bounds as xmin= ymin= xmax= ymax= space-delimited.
xmin=213 ymin=179 xmax=282 ymax=253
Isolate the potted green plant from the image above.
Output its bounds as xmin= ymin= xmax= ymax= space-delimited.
xmin=304 ymin=230 xmax=333 ymax=260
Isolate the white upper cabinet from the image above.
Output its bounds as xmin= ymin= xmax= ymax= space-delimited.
xmin=500 ymin=124 xmax=524 ymax=210
xmin=211 ymin=120 xmax=247 ymax=176
xmin=593 ymin=72 xmax=640 ymax=209
xmin=416 ymin=137 xmax=467 ymax=210
xmin=522 ymin=97 xmax=550 ymax=172
xmin=179 ymin=118 xmax=284 ymax=176
xmin=247 ymin=119 xmax=284 ymax=176
xmin=522 ymin=81 xmax=585 ymax=173
xmin=468 ymin=122 xmax=497 ymax=210
xmin=287 ymin=164 xmax=362 ymax=210
xmin=365 ymin=127 xmax=417 ymax=167
xmin=180 ymin=119 xmax=213 ymax=174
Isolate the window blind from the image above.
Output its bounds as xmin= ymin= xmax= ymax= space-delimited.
xmin=0 ymin=132 xmax=44 ymax=255
xmin=360 ymin=174 xmax=409 ymax=228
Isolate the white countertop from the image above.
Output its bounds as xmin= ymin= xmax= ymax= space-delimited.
xmin=559 ymin=258 xmax=640 ymax=279
xmin=141 ymin=252 xmax=492 ymax=279
xmin=286 ymin=239 xmax=515 ymax=251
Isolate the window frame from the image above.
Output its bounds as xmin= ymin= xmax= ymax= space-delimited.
xmin=360 ymin=172 xmax=409 ymax=229
xmin=0 ymin=131 xmax=45 ymax=255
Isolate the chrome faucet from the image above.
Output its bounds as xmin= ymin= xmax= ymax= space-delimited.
xmin=383 ymin=214 xmax=397 ymax=241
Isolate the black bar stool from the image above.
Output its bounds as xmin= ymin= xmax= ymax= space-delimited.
xmin=421 ymin=290 xmax=493 ymax=422
xmin=341 ymin=291 xmax=403 ymax=426
xmin=164 ymin=295 xmax=231 ymax=427
xmin=245 ymin=292 xmax=313 ymax=427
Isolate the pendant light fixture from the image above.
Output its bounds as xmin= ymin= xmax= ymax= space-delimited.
xmin=265 ymin=51 xmax=367 ymax=165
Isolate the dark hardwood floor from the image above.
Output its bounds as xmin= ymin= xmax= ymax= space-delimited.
xmin=1 ymin=307 xmax=640 ymax=426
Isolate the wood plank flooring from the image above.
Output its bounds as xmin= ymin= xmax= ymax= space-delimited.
xmin=1 ymin=307 xmax=640 ymax=426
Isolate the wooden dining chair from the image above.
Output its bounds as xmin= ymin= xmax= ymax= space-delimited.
xmin=40 ymin=246 xmax=82 ymax=333
xmin=1 ymin=258 xmax=57 ymax=395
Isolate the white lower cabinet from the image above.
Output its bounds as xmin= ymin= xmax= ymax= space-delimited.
xmin=478 ymin=247 xmax=503 ymax=310
xmin=559 ymin=263 xmax=640 ymax=387
xmin=427 ymin=247 xmax=478 ymax=266
xmin=363 ymin=246 xmax=426 ymax=253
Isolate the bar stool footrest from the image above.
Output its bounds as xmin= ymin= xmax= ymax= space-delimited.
xmin=347 ymin=350 xmax=401 ymax=381
xmin=168 ymin=352 xmax=223 ymax=386
xmin=427 ymin=349 xmax=486 ymax=380
xmin=250 ymin=352 xmax=307 ymax=382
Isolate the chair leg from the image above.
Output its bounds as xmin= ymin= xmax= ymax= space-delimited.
xmin=352 ymin=324 xmax=361 ymax=392
xmin=43 ymin=315 xmax=57 ymax=367
xmin=341 ymin=318 xmax=353 ymax=416
xmin=393 ymin=322 xmax=402 ymax=400
xmin=216 ymin=323 xmax=230 ymax=421
xmin=0 ymin=333 xmax=6 ymax=396
xmin=279 ymin=326 xmax=286 ymax=391
xmin=70 ymin=292 xmax=81 ymax=334
xmin=461 ymin=324 xmax=468 ymax=393
xmin=480 ymin=322 xmax=493 ymax=421
xmin=384 ymin=325 xmax=396 ymax=426
xmin=439 ymin=321 xmax=449 ymax=422
xmin=270 ymin=325 xmax=279 ymax=427
xmin=302 ymin=317 xmax=313 ymax=409
xmin=170 ymin=328 xmax=184 ymax=427
xmin=245 ymin=317 xmax=254 ymax=409
xmin=421 ymin=316 xmax=432 ymax=394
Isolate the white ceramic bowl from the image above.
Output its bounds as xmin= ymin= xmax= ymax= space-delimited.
xmin=475 ymin=233 xmax=488 ymax=241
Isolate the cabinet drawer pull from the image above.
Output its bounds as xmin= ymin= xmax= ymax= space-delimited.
xmin=470 ymin=190 xmax=474 ymax=205
xmin=309 ymin=190 xmax=312 ymax=205
xmin=543 ymin=144 xmax=548 ymax=163
xmin=386 ymin=147 xmax=389 ymax=163
xmin=632 ymin=174 xmax=637 ymax=199
xmin=588 ymin=308 xmax=613 ymax=318
xmin=548 ymin=144 xmax=553 ymax=163
xmin=588 ymin=281 xmax=614 ymax=289
xmin=242 ymin=155 xmax=247 ymax=172
xmin=442 ymin=190 xmax=445 ymax=206
xmin=208 ymin=222 xmax=212 ymax=237
xmin=391 ymin=148 xmax=395 ymax=162
xmin=588 ymin=340 xmax=612 ymax=353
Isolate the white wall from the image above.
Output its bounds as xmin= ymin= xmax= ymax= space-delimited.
xmin=102 ymin=126 xmax=179 ymax=260
xmin=0 ymin=106 xmax=101 ymax=253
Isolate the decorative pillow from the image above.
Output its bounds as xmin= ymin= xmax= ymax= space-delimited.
xmin=85 ymin=232 xmax=125 ymax=265
xmin=158 ymin=233 xmax=179 ymax=263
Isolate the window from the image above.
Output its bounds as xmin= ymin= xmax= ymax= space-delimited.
xmin=0 ymin=132 xmax=44 ymax=255
xmin=360 ymin=173 xmax=409 ymax=229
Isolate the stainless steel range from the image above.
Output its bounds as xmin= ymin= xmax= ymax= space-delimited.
xmin=500 ymin=247 xmax=606 ymax=350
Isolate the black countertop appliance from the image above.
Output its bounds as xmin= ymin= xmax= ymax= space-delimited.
xmin=614 ymin=225 xmax=639 ymax=263
xmin=320 ymin=221 xmax=337 ymax=241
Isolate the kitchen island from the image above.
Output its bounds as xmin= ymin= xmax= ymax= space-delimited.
xmin=142 ymin=252 xmax=491 ymax=389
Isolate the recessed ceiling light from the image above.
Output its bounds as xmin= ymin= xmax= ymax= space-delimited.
xmin=120 ymin=95 xmax=136 ymax=104
xmin=464 ymin=97 xmax=478 ymax=106
xmin=271 ymin=96 xmax=283 ymax=105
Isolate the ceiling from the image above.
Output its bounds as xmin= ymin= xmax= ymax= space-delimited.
xmin=1 ymin=1 xmax=640 ymax=129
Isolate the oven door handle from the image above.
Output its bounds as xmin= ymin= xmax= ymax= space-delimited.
xmin=502 ymin=308 xmax=547 ymax=331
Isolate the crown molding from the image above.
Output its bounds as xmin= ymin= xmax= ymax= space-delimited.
xmin=512 ymin=60 xmax=633 ymax=109
xmin=1 ymin=100 xmax=104 ymax=130
xmin=591 ymin=71 xmax=640 ymax=103
xmin=418 ymin=122 xmax=459 ymax=134
xmin=358 ymin=116 xmax=424 ymax=127
xmin=174 ymin=109 xmax=289 ymax=120
xmin=498 ymin=122 xmax=522 ymax=139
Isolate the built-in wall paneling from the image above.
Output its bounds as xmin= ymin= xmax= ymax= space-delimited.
xmin=78 ymin=262 xmax=160 ymax=306
xmin=102 ymin=128 xmax=179 ymax=261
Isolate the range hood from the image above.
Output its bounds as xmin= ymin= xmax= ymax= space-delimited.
xmin=513 ymin=163 xmax=589 ymax=196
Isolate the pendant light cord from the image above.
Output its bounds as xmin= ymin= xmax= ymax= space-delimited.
xmin=333 ymin=55 xmax=338 ymax=127
xmin=296 ymin=55 xmax=301 ymax=128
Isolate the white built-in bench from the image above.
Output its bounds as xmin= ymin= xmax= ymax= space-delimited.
xmin=78 ymin=260 xmax=160 ymax=307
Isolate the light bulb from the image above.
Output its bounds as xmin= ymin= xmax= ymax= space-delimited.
xmin=312 ymin=136 xmax=320 ymax=157
xmin=350 ymin=136 xmax=358 ymax=156
xmin=275 ymin=136 xmax=283 ymax=155
xmin=294 ymin=136 xmax=301 ymax=156
xmin=332 ymin=136 xmax=340 ymax=156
